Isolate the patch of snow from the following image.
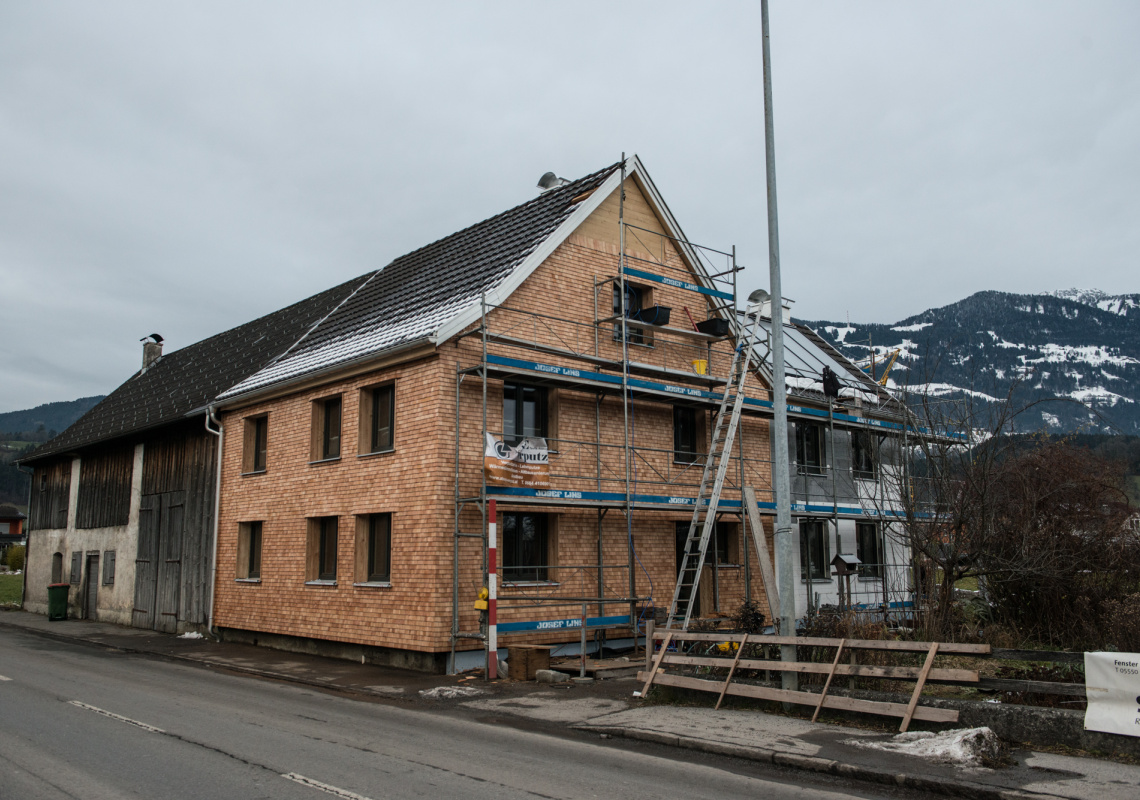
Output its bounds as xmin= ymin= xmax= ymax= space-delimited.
xmin=906 ymin=383 xmax=1000 ymax=403
xmin=986 ymin=331 xmax=1024 ymax=349
xmin=1041 ymin=412 xmax=1061 ymax=428
xmin=824 ymin=325 xmax=857 ymax=343
xmin=891 ymin=322 xmax=932 ymax=332
xmin=1070 ymin=386 xmax=1134 ymax=407
xmin=1026 ymin=343 xmax=1137 ymax=368
xmin=419 ymin=685 xmax=486 ymax=700
xmin=846 ymin=727 xmax=1001 ymax=766
xmin=177 ymin=631 xmax=205 ymax=640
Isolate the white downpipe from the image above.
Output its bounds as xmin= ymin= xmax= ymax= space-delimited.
xmin=204 ymin=405 xmax=224 ymax=638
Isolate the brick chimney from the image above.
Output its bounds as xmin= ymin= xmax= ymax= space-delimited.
xmin=141 ymin=334 xmax=164 ymax=372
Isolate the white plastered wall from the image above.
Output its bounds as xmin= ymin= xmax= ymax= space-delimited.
xmin=24 ymin=444 xmax=144 ymax=625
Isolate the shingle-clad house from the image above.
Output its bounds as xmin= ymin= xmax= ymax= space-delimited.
xmin=23 ymin=156 xmax=916 ymax=671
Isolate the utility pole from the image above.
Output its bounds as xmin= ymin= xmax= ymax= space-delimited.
xmin=761 ymin=0 xmax=797 ymax=689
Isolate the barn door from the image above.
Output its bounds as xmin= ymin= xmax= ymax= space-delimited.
xmin=155 ymin=491 xmax=185 ymax=634
xmin=133 ymin=494 xmax=160 ymax=629
xmin=133 ymin=491 xmax=185 ymax=632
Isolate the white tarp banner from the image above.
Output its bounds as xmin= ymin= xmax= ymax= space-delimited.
xmin=1084 ymin=651 xmax=1140 ymax=737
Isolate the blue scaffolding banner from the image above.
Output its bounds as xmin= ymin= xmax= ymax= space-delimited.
xmin=497 ymin=614 xmax=632 ymax=634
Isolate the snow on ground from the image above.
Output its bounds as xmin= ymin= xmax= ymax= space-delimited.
xmin=823 ymin=325 xmax=857 ymax=343
xmin=419 ymin=685 xmax=485 ymax=700
xmin=1026 ymin=343 xmax=1138 ymax=368
xmin=177 ymin=631 xmax=205 ymax=640
xmin=1070 ymin=386 xmax=1135 ymax=406
xmin=1042 ymin=412 xmax=1061 ymax=428
xmin=891 ymin=322 xmax=933 ymax=332
xmin=845 ymin=727 xmax=1001 ymax=766
xmin=905 ymin=383 xmax=1000 ymax=403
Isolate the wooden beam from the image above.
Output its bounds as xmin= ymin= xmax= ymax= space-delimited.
xmin=715 ymin=634 xmax=749 ymax=711
xmin=639 ymin=631 xmax=673 ymax=698
xmin=645 ymin=630 xmax=989 ymax=655
xmin=658 ymin=654 xmax=977 ymax=683
xmin=812 ymin=639 xmax=846 ymax=723
xmin=742 ymin=487 xmax=779 ymax=620
xmin=900 ymin=642 xmax=939 ymax=733
xmin=637 ymin=671 xmax=959 ymax=724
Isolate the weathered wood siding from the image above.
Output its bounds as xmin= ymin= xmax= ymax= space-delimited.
xmin=76 ymin=443 xmax=134 ymax=529
xmin=28 ymin=459 xmax=71 ymax=531
xmin=137 ymin=423 xmax=217 ymax=628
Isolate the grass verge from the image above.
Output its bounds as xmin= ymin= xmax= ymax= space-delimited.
xmin=0 ymin=573 xmax=24 ymax=605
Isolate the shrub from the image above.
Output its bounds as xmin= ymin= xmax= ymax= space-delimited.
xmin=5 ymin=545 xmax=24 ymax=572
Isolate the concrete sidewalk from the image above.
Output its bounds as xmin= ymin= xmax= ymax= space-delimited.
xmin=4 ymin=609 xmax=1139 ymax=800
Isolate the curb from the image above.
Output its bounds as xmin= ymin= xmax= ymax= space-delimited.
xmin=574 ymin=724 xmax=1056 ymax=800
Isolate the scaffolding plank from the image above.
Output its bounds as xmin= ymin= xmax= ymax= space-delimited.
xmin=742 ymin=487 xmax=779 ymax=620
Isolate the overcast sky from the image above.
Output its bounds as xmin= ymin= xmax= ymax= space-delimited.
xmin=2 ymin=1 xmax=1137 ymax=412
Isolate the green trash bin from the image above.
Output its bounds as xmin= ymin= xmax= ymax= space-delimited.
xmin=47 ymin=583 xmax=70 ymax=621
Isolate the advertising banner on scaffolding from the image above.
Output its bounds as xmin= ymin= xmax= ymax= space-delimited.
xmin=1084 ymin=651 xmax=1140 ymax=737
xmin=484 ymin=433 xmax=551 ymax=489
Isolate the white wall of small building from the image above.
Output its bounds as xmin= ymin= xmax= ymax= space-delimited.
xmin=24 ymin=445 xmax=143 ymax=625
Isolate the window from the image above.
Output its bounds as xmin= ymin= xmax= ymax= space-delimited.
xmin=355 ymin=513 xmax=391 ymax=584
xmin=795 ymin=423 xmax=826 ymax=476
xmin=502 ymin=512 xmax=550 ymax=582
xmin=502 ymin=383 xmax=547 ymax=445
xmin=102 ymin=551 xmax=116 ymax=585
xmin=238 ymin=521 xmax=263 ymax=580
xmin=612 ymin=280 xmax=649 ymax=345
xmin=359 ymin=384 xmax=395 ymax=455
xmin=311 ymin=396 xmax=343 ymax=461
xmin=51 ymin=552 xmax=63 ymax=583
xmin=242 ymin=415 xmax=268 ymax=473
xmin=856 ymin=522 xmax=882 ymax=578
xmin=306 ymin=516 xmax=339 ymax=582
xmin=852 ymin=430 xmax=875 ymax=480
xmin=673 ymin=406 xmax=700 ymax=464
xmin=676 ymin=520 xmax=738 ymax=565
xmin=799 ymin=519 xmax=830 ymax=580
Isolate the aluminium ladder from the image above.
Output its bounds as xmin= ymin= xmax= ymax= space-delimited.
xmin=664 ymin=308 xmax=765 ymax=629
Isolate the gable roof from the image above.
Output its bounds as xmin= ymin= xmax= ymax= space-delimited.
xmin=20 ymin=276 xmax=366 ymax=463
xmin=219 ymin=162 xmax=621 ymax=402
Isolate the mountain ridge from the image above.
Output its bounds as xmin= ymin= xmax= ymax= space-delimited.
xmin=800 ymin=289 xmax=1140 ymax=435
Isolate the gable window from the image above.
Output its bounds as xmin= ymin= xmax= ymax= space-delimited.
xmin=795 ymin=422 xmax=826 ymax=476
xmin=673 ymin=406 xmax=700 ymax=464
xmin=311 ymin=396 xmax=343 ymax=462
xmin=799 ymin=519 xmax=830 ymax=581
xmin=852 ymin=431 xmax=875 ymax=480
xmin=613 ymin=281 xmax=649 ymax=345
xmin=856 ymin=522 xmax=882 ymax=578
xmin=359 ymin=383 xmax=395 ymax=455
xmin=502 ymin=512 xmax=550 ymax=583
xmin=502 ymin=383 xmax=547 ymax=445
xmin=355 ymin=513 xmax=391 ymax=584
xmin=306 ymin=516 xmax=339 ymax=583
xmin=242 ymin=415 xmax=268 ymax=474
xmin=237 ymin=521 xmax=263 ymax=581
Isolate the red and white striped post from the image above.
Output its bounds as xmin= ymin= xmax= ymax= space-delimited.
xmin=487 ymin=498 xmax=498 ymax=679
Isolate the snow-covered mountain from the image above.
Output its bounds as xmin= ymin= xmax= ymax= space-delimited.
xmin=800 ymin=290 xmax=1140 ymax=435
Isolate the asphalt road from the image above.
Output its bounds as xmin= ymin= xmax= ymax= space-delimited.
xmin=0 ymin=627 xmax=913 ymax=800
